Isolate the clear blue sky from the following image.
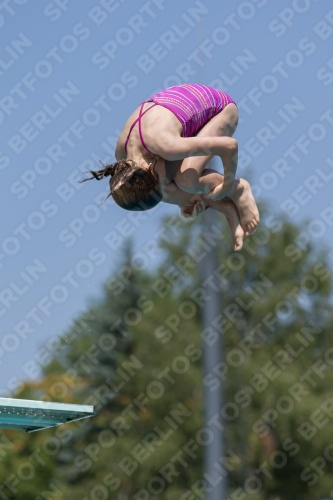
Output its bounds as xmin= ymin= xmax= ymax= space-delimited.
xmin=1 ymin=0 xmax=333 ymax=395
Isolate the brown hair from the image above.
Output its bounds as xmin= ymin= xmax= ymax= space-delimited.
xmin=82 ymin=159 xmax=162 ymax=211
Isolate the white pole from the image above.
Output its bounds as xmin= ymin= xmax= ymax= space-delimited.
xmin=200 ymin=157 xmax=226 ymax=499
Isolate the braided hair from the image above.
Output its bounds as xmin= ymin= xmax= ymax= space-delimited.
xmin=82 ymin=159 xmax=162 ymax=211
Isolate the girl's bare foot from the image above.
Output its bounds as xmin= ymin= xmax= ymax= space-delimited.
xmin=227 ymin=179 xmax=260 ymax=235
xmin=203 ymin=177 xmax=259 ymax=235
xmin=181 ymin=197 xmax=244 ymax=251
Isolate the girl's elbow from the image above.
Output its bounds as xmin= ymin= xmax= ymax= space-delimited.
xmin=229 ymin=137 xmax=238 ymax=152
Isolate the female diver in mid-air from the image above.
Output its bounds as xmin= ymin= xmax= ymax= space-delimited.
xmin=83 ymin=83 xmax=260 ymax=251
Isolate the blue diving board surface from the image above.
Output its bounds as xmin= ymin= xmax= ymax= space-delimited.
xmin=0 ymin=397 xmax=97 ymax=433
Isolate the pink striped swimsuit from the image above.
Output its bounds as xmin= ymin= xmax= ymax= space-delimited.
xmin=124 ymin=84 xmax=236 ymax=156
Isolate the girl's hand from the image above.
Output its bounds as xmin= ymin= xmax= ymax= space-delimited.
xmin=180 ymin=200 xmax=208 ymax=218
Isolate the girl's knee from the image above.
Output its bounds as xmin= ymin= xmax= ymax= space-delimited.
xmin=175 ymin=169 xmax=199 ymax=194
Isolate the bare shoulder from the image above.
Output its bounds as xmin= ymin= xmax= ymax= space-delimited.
xmin=116 ymin=103 xmax=182 ymax=158
xmin=141 ymin=106 xmax=182 ymax=150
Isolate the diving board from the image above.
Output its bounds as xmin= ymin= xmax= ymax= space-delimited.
xmin=0 ymin=397 xmax=97 ymax=433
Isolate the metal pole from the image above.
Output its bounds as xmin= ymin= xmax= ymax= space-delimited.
xmin=200 ymin=157 xmax=226 ymax=500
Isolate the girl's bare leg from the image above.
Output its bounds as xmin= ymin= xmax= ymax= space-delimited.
xmin=200 ymin=170 xmax=259 ymax=236
xmin=162 ymin=181 xmax=244 ymax=251
xmin=208 ymin=198 xmax=244 ymax=251
xmin=174 ymin=104 xmax=260 ymax=235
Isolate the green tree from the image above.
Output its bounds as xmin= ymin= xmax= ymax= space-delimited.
xmin=4 ymin=208 xmax=333 ymax=500
xmin=37 ymin=239 xmax=205 ymax=500
xmin=158 ymin=210 xmax=333 ymax=500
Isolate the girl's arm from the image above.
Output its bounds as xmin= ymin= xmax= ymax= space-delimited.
xmin=155 ymin=136 xmax=238 ymax=199
xmin=162 ymin=179 xmax=207 ymax=208
xmin=161 ymin=176 xmax=230 ymax=217
xmin=156 ymin=135 xmax=237 ymax=161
